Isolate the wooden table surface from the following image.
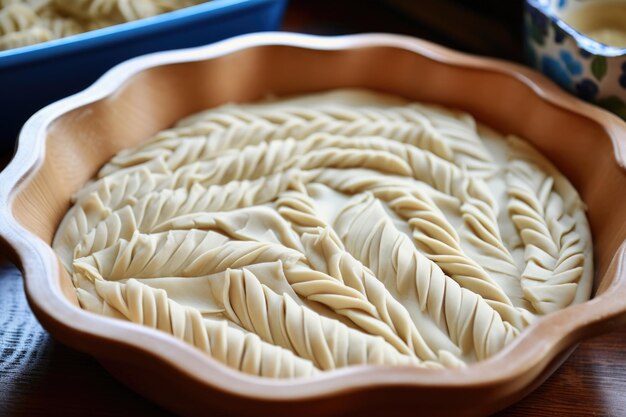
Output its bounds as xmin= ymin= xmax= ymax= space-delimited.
xmin=2 ymin=1 xmax=626 ymax=416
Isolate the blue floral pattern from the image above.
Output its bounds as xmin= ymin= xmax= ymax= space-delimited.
xmin=541 ymin=55 xmax=572 ymax=89
xmin=559 ymin=50 xmax=582 ymax=75
xmin=524 ymin=0 xmax=626 ymax=120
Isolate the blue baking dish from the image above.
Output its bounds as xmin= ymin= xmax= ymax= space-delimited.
xmin=0 ymin=0 xmax=287 ymax=153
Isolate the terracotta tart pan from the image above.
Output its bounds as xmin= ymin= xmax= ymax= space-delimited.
xmin=2 ymin=33 xmax=626 ymax=417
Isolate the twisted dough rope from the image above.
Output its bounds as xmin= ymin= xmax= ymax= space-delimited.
xmin=55 ymin=169 xmax=299 ymax=269
xmin=74 ymin=231 xmax=432 ymax=370
xmin=275 ymin=187 xmax=463 ymax=365
xmin=207 ymin=266 xmax=425 ymax=370
xmin=100 ymin=96 xmax=495 ymax=178
xmin=307 ymin=168 xmax=533 ymax=328
xmin=333 ymin=193 xmax=518 ymax=360
xmin=54 ymin=89 xmax=593 ymax=377
xmin=506 ymin=136 xmax=593 ymax=313
xmin=77 ymin=277 xmax=320 ymax=378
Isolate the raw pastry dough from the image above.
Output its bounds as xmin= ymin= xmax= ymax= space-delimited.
xmin=0 ymin=0 xmax=206 ymax=50
xmin=54 ymin=89 xmax=593 ymax=378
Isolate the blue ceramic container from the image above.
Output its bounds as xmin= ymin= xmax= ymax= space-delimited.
xmin=524 ymin=0 xmax=626 ymax=119
xmin=0 ymin=0 xmax=287 ymax=153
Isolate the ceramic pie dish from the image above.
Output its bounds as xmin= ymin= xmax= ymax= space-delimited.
xmin=1 ymin=32 xmax=626 ymax=417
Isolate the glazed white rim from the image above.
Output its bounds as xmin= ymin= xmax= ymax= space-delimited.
xmin=1 ymin=32 xmax=626 ymax=401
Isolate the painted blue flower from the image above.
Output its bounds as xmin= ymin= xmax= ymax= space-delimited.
xmin=558 ymin=0 xmax=567 ymax=9
xmin=575 ymin=79 xmax=599 ymax=100
xmin=541 ymin=55 xmax=572 ymax=89
xmin=559 ymin=50 xmax=583 ymax=75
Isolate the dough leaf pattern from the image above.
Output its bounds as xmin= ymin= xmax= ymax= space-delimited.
xmin=54 ymin=90 xmax=593 ymax=377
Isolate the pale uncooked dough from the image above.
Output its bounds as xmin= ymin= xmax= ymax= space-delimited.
xmin=0 ymin=0 xmax=206 ymax=51
xmin=53 ymin=89 xmax=593 ymax=378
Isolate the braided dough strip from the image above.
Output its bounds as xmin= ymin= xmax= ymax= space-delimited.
xmin=101 ymin=91 xmax=496 ymax=178
xmin=506 ymin=137 xmax=592 ymax=313
xmin=276 ymin=189 xmax=463 ymax=365
xmin=175 ymin=93 xmax=493 ymax=171
xmin=55 ymin=170 xmax=298 ymax=270
xmin=73 ymin=229 xmax=304 ymax=281
xmin=209 ymin=267 xmax=425 ymax=370
xmin=77 ymin=277 xmax=320 ymax=378
xmin=307 ymin=168 xmax=532 ymax=327
xmin=334 ymin=193 xmax=519 ymax=360
xmin=74 ymin=236 xmax=424 ymax=370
